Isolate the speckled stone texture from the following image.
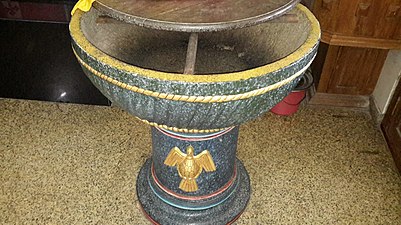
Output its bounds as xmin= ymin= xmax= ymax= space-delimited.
xmin=151 ymin=127 xmax=239 ymax=198
xmin=1 ymin=98 xmax=401 ymax=224
xmin=70 ymin=5 xmax=320 ymax=130
xmin=137 ymin=159 xmax=250 ymax=224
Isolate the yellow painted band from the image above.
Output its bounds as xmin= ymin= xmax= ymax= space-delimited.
xmin=73 ymin=47 xmax=313 ymax=103
xmin=69 ymin=4 xmax=320 ymax=83
xmin=71 ymin=0 xmax=95 ymax=16
xmin=136 ymin=117 xmax=231 ymax=133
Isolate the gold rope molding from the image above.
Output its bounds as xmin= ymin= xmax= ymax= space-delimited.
xmin=137 ymin=117 xmax=230 ymax=133
xmin=73 ymin=48 xmax=314 ymax=103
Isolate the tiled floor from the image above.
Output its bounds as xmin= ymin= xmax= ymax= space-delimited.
xmin=1 ymin=99 xmax=400 ymax=224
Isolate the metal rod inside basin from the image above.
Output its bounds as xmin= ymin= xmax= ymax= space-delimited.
xmin=184 ymin=33 xmax=199 ymax=75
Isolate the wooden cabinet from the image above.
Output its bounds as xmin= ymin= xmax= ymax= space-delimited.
xmin=317 ymin=46 xmax=389 ymax=95
xmin=311 ymin=0 xmax=401 ymax=103
xmin=382 ymin=80 xmax=401 ymax=174
xmin=313 ymin=0 xmax=401 ymax=49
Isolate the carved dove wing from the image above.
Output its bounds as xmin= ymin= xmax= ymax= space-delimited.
xmin=194 ymin=150 xmax=216 ymax=172
xmin=164 ymin=147 xmax=186 ymax=166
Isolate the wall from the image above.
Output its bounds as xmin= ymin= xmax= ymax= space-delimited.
xmin=301 ymin=0 xmax=315 ymax=9
xmin=0 ymin=20 xmax=109 ymax=105
xmin=373 ymin=50 xmax=401 ymax=114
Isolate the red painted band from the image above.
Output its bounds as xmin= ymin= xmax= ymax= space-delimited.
xmin=139 ymin=204 xmax=160 ymax=225
xmin=226 ymin=208 xmax=246 ymax=225
xmin=151 ymin=163 xmax=237 ymax=201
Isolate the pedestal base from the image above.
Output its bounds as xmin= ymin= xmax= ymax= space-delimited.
xmin=137 ymin=159 xmax=250 ymax=225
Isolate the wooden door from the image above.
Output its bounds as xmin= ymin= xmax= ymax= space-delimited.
xmin=317 ymin=46 xmax=389 ymax=95
xmin=382 ymin=79 xmax=401 ymax=174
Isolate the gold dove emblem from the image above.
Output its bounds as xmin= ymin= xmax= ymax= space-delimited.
xmin=164 ymin=146 xmax=216 ymax=192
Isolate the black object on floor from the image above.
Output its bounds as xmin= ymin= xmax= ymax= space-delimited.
xmin=0 ymin=20 xmax=110 ymax=106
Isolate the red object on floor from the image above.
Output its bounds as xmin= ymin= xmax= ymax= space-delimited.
xmin=270 ymin=90 xmax=306 ymax=116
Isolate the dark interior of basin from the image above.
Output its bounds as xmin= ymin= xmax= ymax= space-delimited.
xmin=80 ymin=7 xmax=311 ymax=74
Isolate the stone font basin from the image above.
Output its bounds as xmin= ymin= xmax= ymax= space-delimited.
xmin=70 ymin=2 xmax=320 ymax=223
xmin=70 ymin=5 xmax=320 ymax=132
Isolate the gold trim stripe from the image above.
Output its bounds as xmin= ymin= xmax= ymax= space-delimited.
xmin=137 ymin=117 xmax=231 ymax=133
xmin=73 ymin=48 xmax=313 ymax=103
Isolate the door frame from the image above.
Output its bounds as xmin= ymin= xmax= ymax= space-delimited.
xmin=381 ymin=78 xmax=401 ymax=174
